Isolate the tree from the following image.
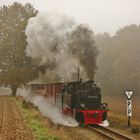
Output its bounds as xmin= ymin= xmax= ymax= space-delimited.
xmin=95 ymin=24 xmax=140 ymax=96
xmin=0 ymin=2 xmax=39 ymax=96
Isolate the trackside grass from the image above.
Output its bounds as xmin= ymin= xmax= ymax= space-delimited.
xmin=108 ymin=112 xmax=140 ymax=140
xmin=13 ymin=97 xmax=59 ymax=140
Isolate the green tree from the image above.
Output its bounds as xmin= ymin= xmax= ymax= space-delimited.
xmin=0 ymin=2 xmax=38 ymax=96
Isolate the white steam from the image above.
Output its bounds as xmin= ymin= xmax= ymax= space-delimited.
xmin=25 ymin=11 xmax=98 ymax=81
xmin=99 ymin=120 xmax=109 ymax=127
xmin=26 ymin=12 xmax=76 ymax=63
xmin=25 ymin=11 xmax=78 ymax=81
xmin=17 ymin=88 xmax=79 ymax=127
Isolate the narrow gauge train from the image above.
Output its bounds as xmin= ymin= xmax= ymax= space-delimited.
xmin=29 ymin=79 xmax=108 ymax=125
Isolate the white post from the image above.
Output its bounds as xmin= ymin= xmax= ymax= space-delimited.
xmin=125 ymin=90 xmax=133 ymax=127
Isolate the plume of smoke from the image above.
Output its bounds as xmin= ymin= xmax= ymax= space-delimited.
xmin=25 ymin=11 xmax=98 ymax=81
xmin=17 ymin=88 xmax=79 ymax=127
xmin=68 ymin=25 xmax=98 ymax=79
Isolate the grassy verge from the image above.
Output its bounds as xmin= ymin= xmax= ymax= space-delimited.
xmin=109 ymin=112 xmax=140 ymax=128
xmin=13 ymin=97 xmax=59 ymax=140
xmin=108 ymin=112 xmax=140 ymax=139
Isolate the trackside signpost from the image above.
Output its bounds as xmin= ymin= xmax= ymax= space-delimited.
xmin=125 ymin=90 xmax=133 ymax=127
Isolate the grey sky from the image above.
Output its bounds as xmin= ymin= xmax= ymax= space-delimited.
xmin=0 ymin=0 xmax=140 ymax=35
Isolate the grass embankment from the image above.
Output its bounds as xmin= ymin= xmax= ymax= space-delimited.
xmin=13 ymin=97 xmax=59 ymax=140
xmin=108 ymin=112 xmax=140 ymax=139
xmin=109 ymin=112 xmax=140 ymax=128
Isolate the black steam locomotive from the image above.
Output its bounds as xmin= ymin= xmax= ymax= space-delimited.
xmin=61 ymin=79 xmax=108 ymax=124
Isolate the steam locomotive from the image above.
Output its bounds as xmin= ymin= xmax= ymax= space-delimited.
xmin=29 ymin=79 xmax=108 ymax=125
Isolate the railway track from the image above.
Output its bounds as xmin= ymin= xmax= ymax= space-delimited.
xmin=87 ymin=125 xmax=134 ymax=140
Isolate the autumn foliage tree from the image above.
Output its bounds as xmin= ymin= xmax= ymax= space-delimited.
xmin=0 ymin=2 xmax=39 ymax=96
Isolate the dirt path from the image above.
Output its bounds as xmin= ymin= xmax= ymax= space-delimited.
xmin=0 ymin=96 xmax=34 ymax=140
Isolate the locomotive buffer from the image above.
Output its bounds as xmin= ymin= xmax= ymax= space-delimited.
xmin=125 ymin=90 xmax=133 ymax=127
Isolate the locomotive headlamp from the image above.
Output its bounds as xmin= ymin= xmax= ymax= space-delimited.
xmin=101 ymin=103 xmax=108 ymax=109
xmin=80 ymin=103 xmax=85 ymax=107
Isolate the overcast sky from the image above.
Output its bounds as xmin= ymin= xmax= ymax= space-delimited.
xmin=0 ymin=0 xmax=140 ymax=35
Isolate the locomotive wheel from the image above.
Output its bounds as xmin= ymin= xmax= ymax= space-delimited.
xmin=75 ymin=112 xmax=85 ymax=123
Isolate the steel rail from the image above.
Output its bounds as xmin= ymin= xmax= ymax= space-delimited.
xmin=87 ymin=125 xmax=134 ymax=140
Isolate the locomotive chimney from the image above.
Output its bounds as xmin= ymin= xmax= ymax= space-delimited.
xmin=78 ymin=67 xmax=80 ymax=81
